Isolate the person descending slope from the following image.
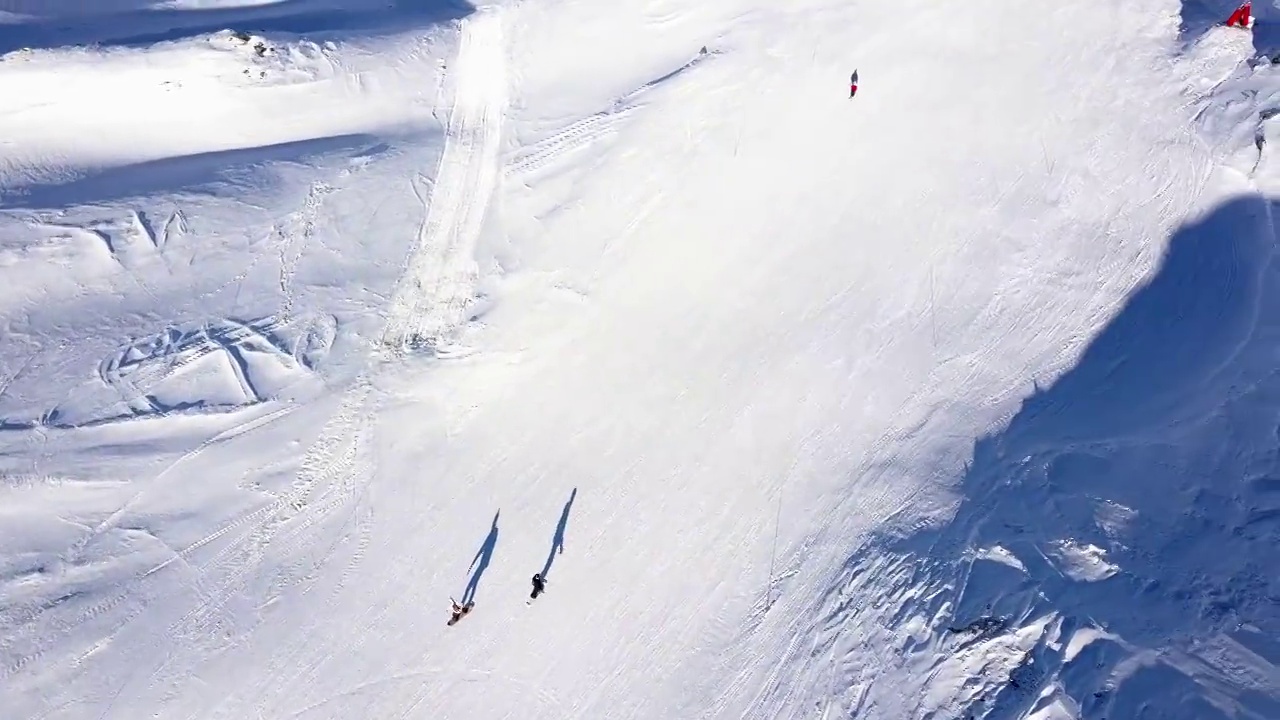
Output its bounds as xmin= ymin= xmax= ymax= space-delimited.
xmin=447 ymin=597 xmax=473 ymax=626
xmin=530 ymin=573 xmax=547 ymax=600
xmin=849 ymin=69 xmax=859 ymax=99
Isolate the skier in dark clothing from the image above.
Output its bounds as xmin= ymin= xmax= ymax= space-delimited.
xmin=849 ymin=69 xmax=859 ymax=99
xmin=530 ymin=573 xmax=546 ymax=599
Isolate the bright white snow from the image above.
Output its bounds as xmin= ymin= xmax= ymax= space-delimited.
xmin=0 ymin=0 xmax=1277 ymax=719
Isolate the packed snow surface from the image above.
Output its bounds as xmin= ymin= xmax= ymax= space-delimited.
xmin=1 ymin=0 xmax=1277 ymax=718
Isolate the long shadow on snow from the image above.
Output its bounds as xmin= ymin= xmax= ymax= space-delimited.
xmin=0 ymin=0 xmax=474 ymax=55
xmin=540 ymin=487 xmax=577 ymax=580
xmin=0 ymin=133 xmax=394 ymax=210
xmin=461 ymin=510 xmax=499 ymax=606
xmin=859 ymin=196 xmax=1280 ymax=719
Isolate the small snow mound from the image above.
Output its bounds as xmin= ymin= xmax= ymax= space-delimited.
xmin=974 ymin=544 xmax=1027 ymax=572
xmin=1047 ymin=539 xmax=1118 ymax=582
xmin=1092 ymin=499 xmax=1136 ymax=539
xmin=1025 ymin=689 xmax=1078 ymax=720
xmin=1062 ymin=624 xmax=1118 ymax=663
xmin=207 ymin=29 xmax=338 ymax=85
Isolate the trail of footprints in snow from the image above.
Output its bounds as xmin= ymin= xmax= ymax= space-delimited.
xmin=162 ymin=382 xmax=373 ymax=643
xmin=504 ymin=109 xmax=634 ymax=178
xmin=142 ymin=11 xmax=501 ymax=664
xmin=277 ymin=182 xmax=334 ymax=319
xmin=26 ymin=9 xmax=498 ymax=696
xmin=501 ymin=47 xmax=716 ymax=181
xmin=11 ymin=385 xmax=371 ymax=694
xmin=237 ymin=501 xmax=375 ymax=705
xmin=11 ymin=12 xmax=504 ymax=702
xmin=0 ymin=585 xmax=137 ymax=685
xmin=32 ymin=392 xmax=371 ymax=712
xmin=0 ymin=411 xmax=298 ymax=682
xmin=88 ymin=396 xmax=372 ymax=705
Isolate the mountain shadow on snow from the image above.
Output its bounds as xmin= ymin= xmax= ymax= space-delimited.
xmin=0 ymin=0 xmax=475 ymax=55
xmin=0 ymin=133 xmax=385 ymax=211
xmin=859 ymin=195 xmax=1280 ymax=719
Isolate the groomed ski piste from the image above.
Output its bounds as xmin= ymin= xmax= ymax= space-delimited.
xmin=1 ymin=0 xmax=1278 ymax=717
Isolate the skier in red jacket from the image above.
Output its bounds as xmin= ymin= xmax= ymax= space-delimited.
xmin=849 ymin=69 xmax=859 ymax=99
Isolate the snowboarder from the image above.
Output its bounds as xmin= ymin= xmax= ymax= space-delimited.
xmin=849 ymin=69 xmax=859 ymax=99
xmin=530 ymin=573 xmax=547 ymax=600
xmin=448 ymin=597 xmax=473 ymax=626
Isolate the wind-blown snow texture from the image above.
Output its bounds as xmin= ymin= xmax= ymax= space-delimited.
xmin=0 ymin=1 xmax=1277 ymax=718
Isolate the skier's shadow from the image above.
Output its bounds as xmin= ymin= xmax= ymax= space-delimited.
xmin=462 ymin=510 xmax=499 ymax=605
xmin=540 ymin=488 xmax=577 ymax=579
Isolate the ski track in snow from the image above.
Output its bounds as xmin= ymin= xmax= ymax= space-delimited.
xmin=380 ymin=10 xmax=506 ymax=355
xmin=0 ymin=7 xmax=503 ymax=716
xmin=126 ymin=11 xmax=509 ymax=713
xmin=193 ymin=18 xmax=514 ymax=711
xmin=504 ymin=108 xmax=635 ymax=179
xmin=3 ymin=2 xmax=1280 ymax=719
xmin=146 ymin=7 xmax=508 ymax=709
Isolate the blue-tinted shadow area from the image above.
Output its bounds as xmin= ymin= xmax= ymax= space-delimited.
xmin=540 ymin=487 xmax=577 ymax=579
xmin=853 ymin=196 xmax=1280 ymax=719
xmin=1180 ymin=0 xmax=1280 ymax=57
xmin=1182 ymin=0 xmax=1241 ymax=40
xmin=0 ymin=0 xmax=474 ymax=55
xmin=462 ymin=510 xmax=499 ymax=606
xmin=1006 ymin=196 xmax=1269 ymax=449
xmin=0 ymin=134 xmax=393 ymax=210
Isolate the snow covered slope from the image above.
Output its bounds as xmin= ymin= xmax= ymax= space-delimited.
xmin=0 ymin=0 xmax=1276 ymax=718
